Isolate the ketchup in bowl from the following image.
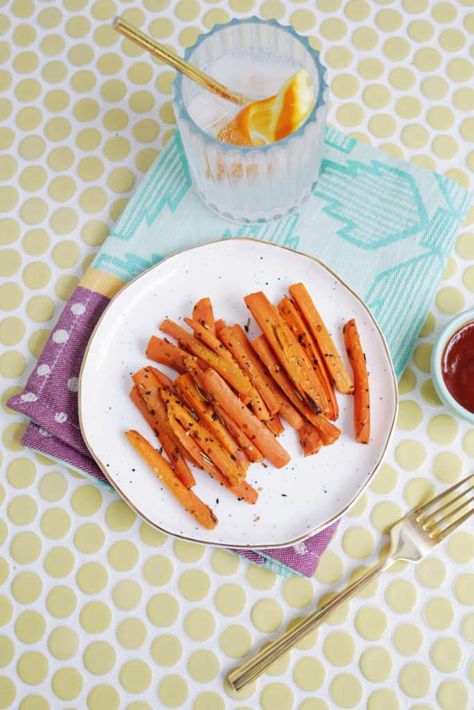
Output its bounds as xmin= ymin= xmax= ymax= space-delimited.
xmin=441 ymin=321 xmax=474 ymax=414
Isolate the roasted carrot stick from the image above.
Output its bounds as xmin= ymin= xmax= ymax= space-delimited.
xmin=201 ymin=369 xmax=290 ymax=469
xmin=244 ymin=291 xmax=326 ymax=413
xmin=251 ymin=335 xmax=317 ymax=422
xmin=166 ymin=394 xmax=244 ymax=486
xmin=130 ymin=385 xmax=196 ymax=488
xmin=279 ymin=400 xmax=305 ymax=430
xmin=184 ymin=317 xmax=268 ymax=418
xmin=218 ymin=324 xmax=283 ymax=416
xmin=192 ymin=297 xmax=215 ymax=334
xmin=132 ymin=369 xmax=197 ymax=472
xmin=252 ymin=336 xmax=341 ymax=445
xmin=213 ymin=403 xmax=264 ymax=463
xmin=184 ymin=317 xmax=234 ymax=361
xmin=181 ymin=353 xmax=209 ymax=390
xmin=312 ymin=415 xmax=341 ymax=446
xmin=298 ymin=422 xmax=322 ymax=456
xmin=132 ymin=369 xmax=196 ymax=485
xmin=147 ymin=366 xmax=174 ymax=389
xmin=266 ymin=414 xmax=284 ymax=437
xmin=181 ymin=356 xmax=266 ymax=462
xmin=289 ymin=283 xmax=354 ymax=395
xmin=167 ymin=413 xmax=258 ymax=504
xmin=278 ymin=296 xmax=338 ymax=420
xmin=125 ymin=430 xmax=217 ymax=529
xmin=218 ymin=330 xmax=305 ymax=430
xmin=343 ymin=318 xmax=370 ymax=444
xmin=215 ymin=319 xmax=226 ymax=333
xmin=175 ymin=373 xmax=249 ymax=471
xmin=160 ymin=319 xmax=252 ymax=399
xmin=146 ymin=336 xmax=205 ymax=375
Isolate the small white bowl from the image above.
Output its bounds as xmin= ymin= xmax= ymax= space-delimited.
xmin=431 ymin=308 xmax=474 ymax=424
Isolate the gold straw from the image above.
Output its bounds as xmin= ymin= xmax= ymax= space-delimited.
xmin=112 ymin=16 xmax=251 ymax=106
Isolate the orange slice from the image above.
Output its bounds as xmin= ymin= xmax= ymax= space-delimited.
xmin=217 ymin=70 xmax=315 ymax=147
xmin=270 ymin=69 xmax=315 ymax=142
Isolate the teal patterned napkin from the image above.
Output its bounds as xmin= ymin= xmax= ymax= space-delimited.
xmin=95 ymin=127 xmax=471 ymax=377
xmin=9 ymin=126 xmax=470 ymax=577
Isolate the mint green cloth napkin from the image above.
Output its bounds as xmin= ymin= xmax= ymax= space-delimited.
xmin=95 ymin=127 xmax=471 ymax=377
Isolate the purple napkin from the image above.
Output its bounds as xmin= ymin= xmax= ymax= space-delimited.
xmin=9 ymin=285 xmax=337 ymax=577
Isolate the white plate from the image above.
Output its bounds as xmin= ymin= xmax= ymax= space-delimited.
xmin=79 ymin=239 xmax=398 ymax=548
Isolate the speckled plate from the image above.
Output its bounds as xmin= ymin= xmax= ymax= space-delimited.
xmin=79 ymin=239 xmax=398 ymax=548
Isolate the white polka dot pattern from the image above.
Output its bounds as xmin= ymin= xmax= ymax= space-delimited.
xmin=0 ymin=1 xmax=473 ymax=708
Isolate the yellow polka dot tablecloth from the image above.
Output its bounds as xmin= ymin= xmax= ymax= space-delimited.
xmin=1 ymin=0 xmax=473 ymax=708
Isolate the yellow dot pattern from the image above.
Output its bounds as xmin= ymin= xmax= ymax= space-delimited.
xmin=0 ymin=1 xmax=473 ymax=708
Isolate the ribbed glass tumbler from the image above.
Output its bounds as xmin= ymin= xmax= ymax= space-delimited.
xmin=173 ymin=18 xmax=328 ymax=223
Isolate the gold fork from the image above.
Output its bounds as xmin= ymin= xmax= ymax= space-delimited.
xmin=228 ymin=473 xmax=474 ymax=692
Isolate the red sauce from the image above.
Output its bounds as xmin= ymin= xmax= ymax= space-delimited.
xmin=441 ymin=321 xmax=474 ymax=414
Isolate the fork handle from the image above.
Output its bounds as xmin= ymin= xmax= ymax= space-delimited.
xmin=227 ymin=555 xmax=392 ymax=692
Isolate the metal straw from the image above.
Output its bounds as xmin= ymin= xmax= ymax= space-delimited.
xmin=112 ymin=16 xmax=251 ymax=106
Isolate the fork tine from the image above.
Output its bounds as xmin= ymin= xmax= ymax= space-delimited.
xmin=421 ymin=487 xmax=473 ymax=529
xmin=425 ymin=495 xmax=474 ymax=536
xmin=411 ymin=473 xmax=473 ymax=517
xmin=435 ymin=508 xmax=474 ymax=541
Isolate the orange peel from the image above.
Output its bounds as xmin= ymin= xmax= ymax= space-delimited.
xmin=217 ymin=70 xmax=315 ymax=147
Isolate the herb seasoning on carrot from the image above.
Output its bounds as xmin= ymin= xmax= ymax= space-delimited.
xmin=343 ymin=318 xmax=370 ymax=444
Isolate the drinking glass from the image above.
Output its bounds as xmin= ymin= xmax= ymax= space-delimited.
xmin=173 ymin=17 xmax=328 ymax=223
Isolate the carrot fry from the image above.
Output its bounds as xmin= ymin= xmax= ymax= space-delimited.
xmin=130 ymin=385 xmax=196 ymax=488
xmin=181 ymin=353 xmax=208 ymax=385
xmin=213 ymin=403 xmax=264 ymax=463
xmin=278 ymin=296 xmax=338 ymax=420
xmin=219 ymin=333 xmax=305 ymax=430
xmin=298 ymin=422 xmax=322 ymax=456
xmin=133 ymin=368 xmax=199 ymax=472
xmin=252 ymin=336 xmax=341 ymax=444
xmin=132 ymin=368 xmax=196 ymax=469
xmin=132 ymin=368 xmax=196 ymax=485
xmin=192 ymin=297 xmax=215 ymax=334
xmin=201 ymin=368 xmax=290 ymax=469
xmin=140 ymin=368 xmax=258 ymax=503
xmin=266 ymin=414 xmax=284 ymax=437
xmin=312 ymin=414 xmax=341 ymax=446
xmin=147 ymin=366 xmax=174 ymax=389
xmin=215 ymin=319 xmax=226 ymax=333
xmin=278 ymin=401 xmax=305 ymax=430
xmin=175 ymin=373 xmax=249 ymax=471
xmin=244 ymin=291 xmax=326 ymax=413
xmin=289 ymin=283 xmax=354 ymax=394
xmin=343 ymin=318 xmax=370 ymax=444
xmin=167 ymin=413 xmax=258 ymax=504
xmin=125 ymin=430 xmax=217 ymax=529
xmin=166 ymin=394 xmax=244 ymax=486
xmin=251 ymin=335 xmax=315 ymax=420
xmin=184 ymin=317 xmax=267 ymax=417
xmin=218 ymin=324 xmax=283 ymax=416
xmin=184 ymin=317 xmax=234 ymax=361
xmin=180 ymin=355 xmax=258 ymax=462
xmin=147 ymin=336 xmax=205 ymax=374
xmin=160 ymin=319 xmax=252 ymax=398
